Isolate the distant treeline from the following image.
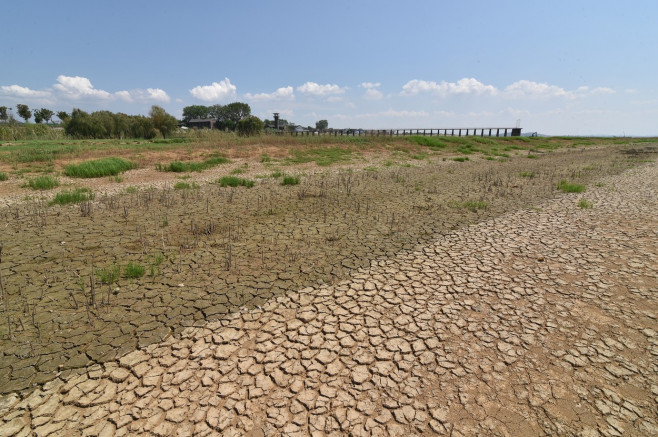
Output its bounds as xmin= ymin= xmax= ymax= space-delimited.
xmin=64 ymin=109 xmax=158 ymax=139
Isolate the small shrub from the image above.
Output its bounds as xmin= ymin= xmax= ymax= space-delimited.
xmin=97 ymin=264 xmax=120 ymax=284
xmin=27 ymin=175 xmax=59 ymax=190
xmin=123 ymin=262 xmax=145 ymax=278
xmin=50 ymin=188 xmax=94 ymax=205
xmin=452 ymin=157 xmax=469 ymax=162
xmin=578 ymin=199 xmax=593 ymax=209
xmin=557 ymin=180 xmax=586 ymax=193
xmin=217 ymin=176 xmax=254 ymax=188
xmin=527 ymin=154 xmax=538 ymax=159
xmin=64 ymin=157 xmax=137 ymax=178
xmin=282 ymin=175 xmax=300 ymax=186
xmin=0 ymin=172 xmax=8 ymax=181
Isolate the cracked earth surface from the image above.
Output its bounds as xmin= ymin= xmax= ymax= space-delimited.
xmin=1 ymin=160 xmax=657 ymax=436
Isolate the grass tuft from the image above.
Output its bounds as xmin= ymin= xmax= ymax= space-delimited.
xmin=217 ymin=176 xmax=255 ymax=188
xmin=50 ymin=188 xmax=94 ymax=205
xmin=578 ymin=199 xmax=594 ymax=209
xmin=0 ymin=172 xmax=8 ymax=181
xmin=557 ymin=180 xmax=586 ymax=193
xmin=282 ymin=175 xmax=301 ymax=186
xmin=157 ymin=155 xmax=229 ymax=172
xmin=27 ymin=175 xmax=59 ymax=190
xmin=123 ymin=262 xmax=145 ymax=279
xmin=64 ymin=157 xmax=137 ymax=178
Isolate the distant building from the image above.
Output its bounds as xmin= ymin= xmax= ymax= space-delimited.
xmin=188 ymin=119 xmax=216 ymax=129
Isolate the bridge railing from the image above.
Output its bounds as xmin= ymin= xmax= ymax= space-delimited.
xmin=269 ymin=128 xmax=521 ymax=137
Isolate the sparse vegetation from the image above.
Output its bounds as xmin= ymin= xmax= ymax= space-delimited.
xmin=578 ymin=198 xmax=594 ymax=209
xmin=520 ymin=171 xmax=536 ymax=178
xmin=157 ymin=155 xmax=229 ymax=172
xmin=0 ymin=172 xmax=7 ymax=181
xmin=123 ymin=262 xmax=145 ymax=279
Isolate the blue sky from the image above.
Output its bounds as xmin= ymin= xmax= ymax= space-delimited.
xmin=2 ymin=0 xmax=656 ymax=135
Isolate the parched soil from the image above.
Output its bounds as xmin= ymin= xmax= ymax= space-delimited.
xmin=0 ymin=141 xmax=657 ymax=435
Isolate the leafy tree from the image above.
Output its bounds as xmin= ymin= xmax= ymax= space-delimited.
xmin=16 ymin=104 xmax=31 ymax=123
xmin=149 ymin=105 xmax=178 ymax=138
xmin=315 ymin=120 xmax=328 ymax=131
xmin=0 ymin=106 xmax=8 ymax=122
xmin=57 ymin=111 xmax=70 ymax=124
xmin=35 ymin=108 xmax=54 ymax=124
xmin=223 ymin=102 xmax=251 ymax=126
xmin=236 ymin=116 xmax=264 ymax=136
xmin=182 ymin=105 xmax=209 ymax=123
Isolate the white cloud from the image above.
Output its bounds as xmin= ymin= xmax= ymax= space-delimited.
xmin=189 ymin=78 xmax=237 ymax=102
xmin=360 ymin=82 xmax=381 ymax=89
xmin=504 ymin=80 xmax=571 ymax=99
xmin=402 ymin=78 xmax=498 ymax=97
xmin=115 ymin=90 xmax=133 ymax=102
xmin=53 ymin=75 xmax=112 ymax=99
xmin=297 ymin=82 xmax=346 ymax=96
xmin=0 ymin=84 xmax=51 ymax=98
xmin=245 ymin=86 xmax=294 ymax=101
xmin=364 ymin=88 xmax=383 ymax=100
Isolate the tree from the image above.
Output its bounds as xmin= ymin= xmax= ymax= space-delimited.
xmin=16 ymin=104 xmax=31 ymax=123
xmin=57 ymin=111 xmax=70 ymax=124
xmin=36 ymin=108 xmax=54 ymax=124
xmin=315 ymin=120 xmax=328 ymax=131
xmin=223 ymin=102 xmax=251 ymax=127
xmin=149 ymin=105 xmax=178 ymax=139
xmin=236 ymin=116 xmax=264 ymax=137
xmin=182 ymin=105 xmax=209 ymax=123
xmin=0 ymin=106 xmax=8 ymax=123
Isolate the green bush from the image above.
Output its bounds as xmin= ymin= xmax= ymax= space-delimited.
xmin=282 ymin=175 xmax=300 ymax=186
xmin=50 ymin=188 xmax=94 ymax=205
xmin=64 ymin=157 xmax=137 ymax=178
xmin=27 ymin=175 xmax=59 ymax=190
xmin=0 ymin=172 xmax=8 ymax=181
xmin=217 ymin=176 xmax=254 ymax=188
xmin=236 ymin=116 xmax=264 ymax=136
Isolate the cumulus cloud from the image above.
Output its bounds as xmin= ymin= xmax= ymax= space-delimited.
xmin=245 ymin=86 xmax=294 ymax=101
xmin=359 ymin=82 xmax=383 ymax=100
xmin=190 ymin=78 xmax=237 ymax=102
xmin=402 ymin=78 xmax=498 ymax=97
xmin=116 ymin=88 xmax=171 ymax=103
xmin=0 ymin=84 xmax=51 ymax=98
xmin=503 ymin=81 xmax=614 ymax=99
xmin=53 ymin=75 xmax=112 ymax=99
xmin=297 ymin=82 xmax=346 ymax=96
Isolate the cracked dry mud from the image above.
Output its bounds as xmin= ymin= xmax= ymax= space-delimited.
xmin=1 ymin=153 xmax=657 ymax=436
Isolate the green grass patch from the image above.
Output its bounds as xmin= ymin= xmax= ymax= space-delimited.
xmin=157 ymin=154 xmax=229 ymax=172
xmin=286 ymin=147 xmax=352 ymax=166
xmin=282 ymin=175 xmax=301 ymax=186
xmin=452 ymin=157 xmax=469 ymax=162
xmin=64 ymin=157 xmax=137 ymax=178
xmin=407 ymin=136 xmax=447 ymax=150
xmin=527 ymin=154 xmax=538 ymax=159
xmin=0 ymin=172 xmax=7 ymax=181
xmin=123 ymin=262 xmax=145 ymax=279
xmin=520 ymin=171 xmax=536 ymax=178
xmin=557 ymin=180 xmax=586 ymax=193
xmin=50 ymin=188 xmax=94 ymax=205
xmin=97 ymin=264 xmax=120 ymax=285
xmin=270 ymin=170 xmax=283 ymax=178
xmin=217 ymin=176 xmax=255 ymax=188
xmin=260 ymin=154 xmax=271 ymax=163
xmin=173 ymin=181 xmax=199 ymax=190
xmin=26 ymin=175 xmax=59 ymax=190
xmin=578 ymin=198 xmax=593 ymax=209
xmin=230 ymin=168 xmax=246 ymax=175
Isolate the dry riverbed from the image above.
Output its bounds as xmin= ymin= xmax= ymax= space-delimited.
xmin=0 ymin=140 xmax=657 ymax=435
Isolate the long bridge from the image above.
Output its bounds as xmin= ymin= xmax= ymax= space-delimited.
xmin=276 ymin=127 xmax=522 ymax=137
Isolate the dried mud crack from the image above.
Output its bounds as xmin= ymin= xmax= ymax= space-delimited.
xmin=0 ymin=146 xmax=657 ymax=435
